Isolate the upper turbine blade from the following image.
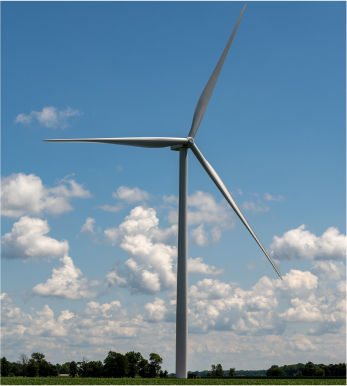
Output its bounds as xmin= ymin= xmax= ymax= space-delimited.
xmin=188 ymin=4 xmax=247 ymax=139
xmin=44 ymin=137 xmax=189 ymax=148
xmin=191 ymin=143 xmax=282 ymax=279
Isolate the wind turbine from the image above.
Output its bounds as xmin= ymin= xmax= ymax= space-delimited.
xmin=46 ymin=4 xmax=282 ymax=379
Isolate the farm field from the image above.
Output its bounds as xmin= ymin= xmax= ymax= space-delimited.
xmin=1 ymin=377 xmax=345 ymax=385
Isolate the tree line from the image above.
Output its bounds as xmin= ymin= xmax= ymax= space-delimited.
xmin=188 ymin=362 xmax=346 ymax=378
xmin=1 ymin=353 xmax=345 ymax=378
xmin=266 ymin=362 xmax=346 ymax=377
xmin=0 ymin=351 xmax=168 ymax=378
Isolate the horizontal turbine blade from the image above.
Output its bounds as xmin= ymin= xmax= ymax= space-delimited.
xmin=188 ymin=4 xmax=247 ymax=139
xmin=191 ymin=143 xmax=282 ymax=279
xmin=44 ymin=137 xmax=189 ymax=148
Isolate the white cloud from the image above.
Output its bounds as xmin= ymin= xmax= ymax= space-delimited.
xmin=105 ymin=266 xmax=127 ymax=287
xmin=112 ymin=186 xmax=149 ymax=203
xmin=105 ymin=206 xmax=177 ymax=294
xmin=190 ymin=224 xmax=222 ymax=246
xmin=98 ymin=204 xmax=122 ymax=213
xmin=81 ymin=217 xmax=96 ymax=234
xmin=191 ymin=224 xmax=208 ymax=246
xmin=1 ymin=173 xmax=91 ymax=218
xmin=277 ymin=270 xmax=318 ymax=303
xmin=168 ymin=191 xmax=234 ymax=246
xmin=2 ymin=216 xmax=68 ymax=260
xmin=270 ymin=225 xmax=346 ymax=260
xmin=188 ymin=257 xmax=223 ymax=276
xmin=33 ymin=255 xmax=97 ymax=299
xmin=186 ymin=266 xmax=346 ymax=337
xmin=242 ymin=200 xmax=269 ymax=213
xmin=188 ymin=191 xmax=233 ymax=228
xmin=1 ymin=293 xmax=144 ymax=363
xmin=85 ymin=300 xmax=122 ymax=318
xmin=279 ymin=296 xmax=323 ymax=323
xmin=15 ymin=106 xmax=81 ymax=128
xmin=1 ymin=256 xmax=346 ymax=371
xmin=144 ymin=297 xmax=167 ymax=322
xmin=104 ymin=206 xmax=225 ymax=294
xmin=264 ymin=193 xmax=285 ymax=202
xmin=311 ymin=261 xmax=346 ymax=281
xmin=287 ymin=334 xmax=317 ymax=352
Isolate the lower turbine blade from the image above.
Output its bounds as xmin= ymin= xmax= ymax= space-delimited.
xmin=191 ymin=143 xmax=282 ymax=279
xmin=44 ymin=137 xmax=189 ymax=148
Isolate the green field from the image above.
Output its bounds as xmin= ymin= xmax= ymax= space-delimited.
xmin=1 ymin=377 xmax=345 ymax=385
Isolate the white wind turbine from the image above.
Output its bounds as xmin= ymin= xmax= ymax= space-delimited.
xmin=46 ymin=4 xmax=282 ymax=378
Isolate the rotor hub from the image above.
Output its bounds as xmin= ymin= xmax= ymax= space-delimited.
xmin=186 ymin=136 xmax=194 ymax=147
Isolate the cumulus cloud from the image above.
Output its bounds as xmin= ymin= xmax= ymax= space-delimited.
xmin=278 ymin=269 xmax=318 ymax=296
xmin=84 ymin=300 xmax=122 ymax=318
xmin=270 ymin=225 xmax=346 ymax=260
xmin=1 ymin=173 xmax=91 ymax=218
xmin=105 ymin=206 xmax=177 ymax=293
xmin=2 ymin=216 xmax=68 ymax=260
xmin=81 ymin=217 xmax=96 ymax=234
xmin=188 ymin=257 xmax=223 ymax=276
xmin=144 ymin=297 xmax=167 ymax=322
xmin=168 ymin=191 xmax=234 ymax=245
xmin=188 ymin=191 xmax=233 ymax=228
xmin=98 ymin=186 xmax=149 ymax=212
xmin=112 ymin=186 xmax=149 ymax=203
xmin=191 ymin=224 xmax=208 ymax=246
xmin=186 ymin=266 xmax=346 ymax=337
xmin=33 ymin=255 xmax=97 ymax=299
xmin=311 ymin=261 xmax=346 ymax=281
xmin=15 ymin=106 xmax=81 ymax=128
xmin=1 ymin=256 xmax=346 ymax=369
xmin=104 ymin=205 xmax=221 ymax=294
xmin=1 ymin=293 xmax=143 ymax=361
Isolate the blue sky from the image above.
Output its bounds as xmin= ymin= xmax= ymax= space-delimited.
xmin=1 ymin=1 xmax=346 ymax=372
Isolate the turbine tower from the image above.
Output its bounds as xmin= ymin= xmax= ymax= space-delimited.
xmin=46 ymin=4 xmax=282 ymax=379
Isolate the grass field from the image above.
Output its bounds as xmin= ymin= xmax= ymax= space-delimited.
xmin=1 ymin=377 xmax=345 ymax=385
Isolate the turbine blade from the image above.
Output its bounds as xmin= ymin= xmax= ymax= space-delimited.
xmin=188 ymin=4 xmax=247 ymax=139
xmin=191 ymin=143 xmax=282 ymax=279
xmin=44 ymin=137 xmax=189 ymax=148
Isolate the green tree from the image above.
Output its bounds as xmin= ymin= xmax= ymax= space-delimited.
xmin=138 ymin=358 xmax=149 ymax=378
xmin=19 ymin=354 xmax=28 ymax=376
xmin=78 ymin=360 xmax=103 ymax=377
xmin=302 ymin=362 xmax=317 ymax=376
xmin=125 ymin=351 xmax=143 ymax=378
xmin=60 ymin=362 xmax=70 ymax=375
xmin=148 ymin=353 xmax=163 ymax=378
xmin=267 ymin=365 xmax=284 ymax=376
xmin=69 ymin=361 xmax=78 ymax=377
xmin=30 ymin=352 xmax=56 ymax=377
xmin=229 ymin=368 xmax=235 ymax=377
xmin=215 ymin=364 xmax=223 ymax=377
xmin=315 ymin=366 xmax=325 ymax=376
xmin=26 ymin=359 xmax=39 ymax=377
xmin=159 ymin=370 xmax=168 ymax=378
xmin=104 ymin=351 xmax=128 ymax=378
xmin=38 ymin=360 xmax=51 ymax=377
xmin=1 ymin=357 xmax=11 ymax=377
xmin=77 ymin=359 xmax=88 ymax=377
xmin=31 ymin=353 xmax=45 ymax=362
xmin=9 ymin=362 xmax=22 ymax=376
